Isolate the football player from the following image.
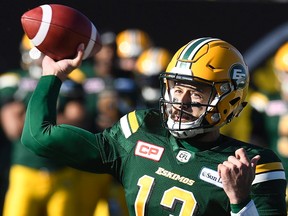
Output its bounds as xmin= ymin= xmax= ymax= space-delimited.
xmin=249 ymin=42 xmax=288 ymax=211
xmin=135 ymin=47 xmax=172 ymax=108
xmin=22 ymin=38 xmax=287 ymax=215
xmin=2 ymin=35 xmax=81 ymax=216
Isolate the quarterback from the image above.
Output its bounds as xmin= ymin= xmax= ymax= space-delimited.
xmin=22 ymin=38 xmax=287 ymax=215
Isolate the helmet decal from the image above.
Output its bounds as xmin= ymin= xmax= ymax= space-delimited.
xmin=178 ymin=37 xmax=219 ymax=63
xmin=172 ymin=37 xmax=219 ymax=75
xmin=230 ymin=64 xmax=247 ymax=89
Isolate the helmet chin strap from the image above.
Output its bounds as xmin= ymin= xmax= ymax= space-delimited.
xmin=169 ymin=127 xmax=204 ymax=139
xmin=167 ymin=114 xmax=203 ymax=138
xmin=169 ymin=124 xmax=219 ymax=139
xmin=166 ymin=109 xmax=224 ymax=139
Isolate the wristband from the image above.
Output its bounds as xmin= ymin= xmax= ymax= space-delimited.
xmin=230 ymin=200 xmax=259 ymax=216
xmin=230 ymin=197 xmax=251 ymax=213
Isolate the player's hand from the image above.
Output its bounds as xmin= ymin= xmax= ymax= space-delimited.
xmin=217 ymin=148 xmax=260 ymax=204
xmin=42 ymin=43 xmax=84 ymax=81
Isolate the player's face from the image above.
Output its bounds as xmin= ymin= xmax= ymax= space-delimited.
xmin=170 ymin=82 xmax=212 ymax=123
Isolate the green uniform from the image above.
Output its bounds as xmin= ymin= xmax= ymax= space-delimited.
xmin=250 ymin=92 xmax=288 ymax=178
xmin=22 ymin=76 xmax=287 ymax=216
xmin=0 ymin=128 xmax=11 ymax=214
xmin=10 ymin=70 xmax=67 ymax=171
xmin=2 ymin=71 xmax=82 ymax=216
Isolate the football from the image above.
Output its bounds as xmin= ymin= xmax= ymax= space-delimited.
xmin=21 ymin=4 xmax=102 ymax=60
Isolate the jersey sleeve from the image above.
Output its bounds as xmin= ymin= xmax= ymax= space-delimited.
xmin=21 ymin=76 xmax=112 ymax=173
xmin=251 ymin=148 xmax=287 ymax=215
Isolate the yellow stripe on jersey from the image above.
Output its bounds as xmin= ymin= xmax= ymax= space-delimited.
xmin=120 ymin=111 xmax=139 ymax=138
xmin=128 ymin=111 xmax=139 ymax=133
xmin=252 ymin=162 xmax=286 ymax=185
xmin=255 ymin=162 xmax=284 ymax=174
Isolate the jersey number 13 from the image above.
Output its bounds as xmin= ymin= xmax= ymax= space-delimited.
xmin=135 ymin=175 xmax=197 ymax=216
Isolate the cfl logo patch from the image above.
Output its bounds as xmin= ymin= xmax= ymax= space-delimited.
xmin=176 ymin=150 xmax=191 ymax=163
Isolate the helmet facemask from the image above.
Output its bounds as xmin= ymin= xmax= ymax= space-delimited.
xmin=159 ymin=72 xmax=226 ymax=138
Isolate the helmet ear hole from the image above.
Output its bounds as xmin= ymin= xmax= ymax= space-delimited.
xmin=229 ymin=97 xmax=240 ymax=105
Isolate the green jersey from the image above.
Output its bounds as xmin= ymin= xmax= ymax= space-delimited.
xmin=22 ymin=76 xmax=287 ymax=216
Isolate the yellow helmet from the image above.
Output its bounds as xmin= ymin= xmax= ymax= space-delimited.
xmin=273 ymin=42 xmax=288 ymax=97
xmin=159 ymin=37 xmax=249 ymax=138
xmin=136 ymin=47 xmax=172 ymax=76
xmin=274 ymin=42 xmax=288 ymax=72
xmin=20 ymin=34 xmax=34 ymax=51
xmin=116 ymin=29 xmax=151 ymax=58
xmin=135 ymin=47 xmax=171 ymax=106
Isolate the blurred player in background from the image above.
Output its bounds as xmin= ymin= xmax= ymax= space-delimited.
xmin=0 ymin=72 xmax=20 ymax=215
xmin=2 ymin=34 xmax=126 ymax=216
xmin=57 ymin=75 xmax=125 ymax=216
xmin=80 ymin=30 xmax=130 ymax=216
xmin=66 ymin=64 xmax=129 ymax=215
xmin=135 ymin=47 xmax=172 ymax=108
xmin=82 ymin=31 xmax=137 ymax=129
xmin=114 ymin=29 xmax=153 ymax=110
xmin=2 ymin=34 xmax=81 ymax=216
xmin=116 ymin=29 xmax=152 ymax=74
xmin=22 ymin=37 xmax=286 ymax=215
xmin=249 ymin=42 xmax=288 ymax=209
xmin=82 ymin=29 xmax=151 ymax=125
xmin=82 ymin=31 xmax=120 ymax=128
